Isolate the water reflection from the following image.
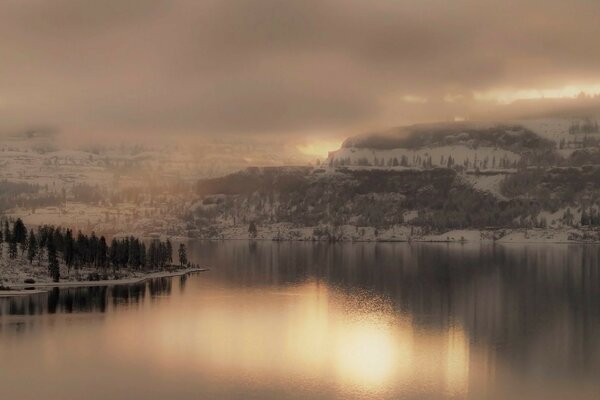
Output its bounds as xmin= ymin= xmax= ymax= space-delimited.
xmin=0 ymin=277 xmax=174 ymax=316
xmin=184 ymin=242 xmax=600 ymax=398
xmin=0 ymin=242 xmax=599 ymax=399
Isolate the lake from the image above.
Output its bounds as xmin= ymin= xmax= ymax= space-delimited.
xmin=1 ymin=241 xmax=600 ymax=399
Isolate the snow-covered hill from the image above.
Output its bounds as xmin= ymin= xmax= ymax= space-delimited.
xmin=327 ymin=117 xmax=600 ymax=170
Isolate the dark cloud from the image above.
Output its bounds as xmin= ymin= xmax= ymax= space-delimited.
xmin=1 ymin=0 xmax=599 ymax=140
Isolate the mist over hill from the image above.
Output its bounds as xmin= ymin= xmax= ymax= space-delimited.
xmin=186 ymin=114 xmax=600 ymax=242
xmin=4 ymin=112 xmax=600 ymax=242
xmin=341 ymin=123 xmax=554 ymax=151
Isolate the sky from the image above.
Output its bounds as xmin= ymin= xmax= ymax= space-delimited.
xmin=1 ymin=0 xmax=600 ymax=153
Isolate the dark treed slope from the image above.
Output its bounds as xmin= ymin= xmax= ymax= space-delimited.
xmin=194 ymin=166 xmax=597 ymax=233
xmin=342 ymin=123 xmax=555 ymax=153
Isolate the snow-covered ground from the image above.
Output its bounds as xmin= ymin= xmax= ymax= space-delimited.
xmin=9 ymin=202 xmax=183 ymax=237
xmin=209 ymin=223 xmax=600 ymax=244
xmin=327 ymin=116 xmax=600 ymax=171
xmin=0 ymin=243 xmax=206 ymax=296
xmin=0 ymin=136 xmax=312 ymax=190
xmin=0 ymin=244 xmax=135 ymax=286
xmin=461 ymin=173 xmax=511 ymax=199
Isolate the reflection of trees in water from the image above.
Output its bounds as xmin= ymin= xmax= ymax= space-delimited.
xmin=0 ymin=278 xmax=175 ymax=316
xmin=2 ymin=241 xmax=600 ymax=376
xmin=179 ymin=275 xmax=188 ymax=293
xmin=191 ymin=241 xmax=600 ymax=375
xmin=148 ymin=278 xmax=172 ymax=298
xmin=48 ymin=287 xmax=109 ymax=314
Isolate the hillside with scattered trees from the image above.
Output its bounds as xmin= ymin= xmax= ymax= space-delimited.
xmin=190 ymin=164 xmax=600 ymax=240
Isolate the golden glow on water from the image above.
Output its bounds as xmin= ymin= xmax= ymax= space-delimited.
xmin=444 ymin=327 xmax=470 ymax=396
xmin=3 ymin=242 xmax=600 ymax=400
xmin=334 ymin=320 xmax=407 ymax=389
xmin=100 ymin=281 xmax=472 ymax=397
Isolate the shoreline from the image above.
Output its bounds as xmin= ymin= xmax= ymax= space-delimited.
xmin=0 ymin=268 xmax=208 ymax=298
xmin=195 ymin=226 xmax=600 ymax=244
xmin=203 ymin=237 xmax=597 ymax=244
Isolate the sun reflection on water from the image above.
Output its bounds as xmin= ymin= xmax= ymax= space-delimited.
xmin=335 ymin=320 xmax=410 ymax=390
xmin=106 ymin=280 xmax=472 ymax=397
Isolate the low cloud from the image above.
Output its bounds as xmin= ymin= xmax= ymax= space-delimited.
xmin=1 ymin=0 xmax=600 ymax=141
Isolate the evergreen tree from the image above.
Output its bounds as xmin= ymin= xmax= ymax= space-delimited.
xmin=563 ymin=208 xmax=574 ymax=226
xmin=166 ymin=239 xmax=173 ymax=265
xmin=53 ymin=227 xmax=64 ymax=254
xmin=248 ymin=221 xmax=258 ymax=238
xmin=139 ymin=242 xmax=147 ymax=270
xmin=9 ymin=218 xmax=23 ymax=244
xmin=3 ymin=220 xmax=10 ymax=242
xmin=400 ymin=155 xmax=408 ymax=167
xmin=36 ymin=240 xmax=45 ymax=266
xmin=8 ymin=240 xmax=17 ymax=259
xmin=148 ymin=241 xmax=158 ymax=270
xmin=178 ymin=243 xmax=187 ymax=267
xmin=109 ymin=238 xmax=119 ymax=270
xmin=76 ymin=231 xmax=88 ymax=267
xmin=27 ymin=231 xmax=38 ymax=264
xmin=118 ymin=237 xmax=129 ymax=268
xmin=47 ymin=237 xmax=60 ymax=282
xmin=98 ymin=236 xmax=108 ymax=269
xmin=13 ymin=218 xmax=27 ymax=245
xmin=581 ymin=208 xmax=590 ymax=226
xmin=89 ymin=232 xmax=99 ymax=266
xmin=128 ymin=236 xmax=137 ymax=268
xmin=64 ymin=229 xmax=75 ymax=270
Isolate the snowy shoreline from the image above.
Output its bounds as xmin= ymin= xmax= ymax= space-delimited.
xmin=0 ymin=268 xmax=208 ymax=298
xmin=203 ymin=224 xmax=600 ymax=244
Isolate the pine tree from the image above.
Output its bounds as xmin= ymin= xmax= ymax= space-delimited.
xmin=27 ymin=231 xmax=38 ymax=264
xmin=64 ymin=229 xmax=75 ymax=271
xmin=581 ymin=208 xmax=590 ymax=226
xmin=400 ymin=155 xmax=408 ymax=167
xmin=166 ymin=239 xmax=173 ymax=265
xmin=248 ymin=221 xmax=258 ymax=238
xmin=47 ymin=238 xmax=60 ymax=282
xmin=148 ymin=241 xmax=158 ymax=270
xmin=89 ymin=232 xmax=99 ymax=267
xmin=109 ymin=238 xmax=119 ymax=270
xmin=13 ymin=218 xmax=27 ymax=245
xmin=3 ymin=220 xmax=11 ymax=243
xmin=76 ymin=231 xmax=88 ymax=267
xmin=140 ymin=243 xmax=147 ymax=270
xmin=119 ymin=237 xmax=129 ymax=268
xmin=178 ymin=243 xmax=187 ymax=267
xmin=128 ymin=238 xmax=140 ymax=269
xmin=8 ymin=240 xmax=17 ymax=259
xmin=98 ymin=236 xmax=108 ymax=269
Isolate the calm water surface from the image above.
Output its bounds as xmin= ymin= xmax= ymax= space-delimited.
xmin=1 ymin=242 xmax=600 ymax=400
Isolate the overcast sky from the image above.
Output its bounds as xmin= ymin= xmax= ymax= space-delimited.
xmin=1 ymin=0 xmax=600 ymax=142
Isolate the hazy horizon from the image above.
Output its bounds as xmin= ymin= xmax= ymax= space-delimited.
xmin=2 ymin=0 xmax=600 ymax=158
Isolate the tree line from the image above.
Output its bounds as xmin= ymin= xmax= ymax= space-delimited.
xmin=581 ymin=208 xmax=600 ymax=227
xmin=0 ymin=217 xmax=189 ymax=282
